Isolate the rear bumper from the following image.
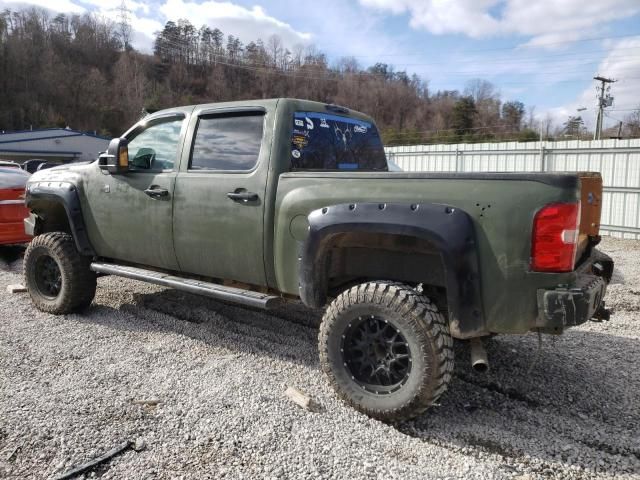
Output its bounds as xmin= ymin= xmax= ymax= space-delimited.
xmin=536 ymin=249 xmax=613 ymax=332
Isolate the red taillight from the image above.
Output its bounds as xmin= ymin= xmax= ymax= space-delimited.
xmin=531 ymin=202 xmax=580 ymax=272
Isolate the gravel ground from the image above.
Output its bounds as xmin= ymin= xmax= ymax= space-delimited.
xmin=0 ymin=237 xmax=638 ymax=480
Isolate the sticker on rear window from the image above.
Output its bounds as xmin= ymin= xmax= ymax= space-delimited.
xmin=290 ymin=111 xmax=387 ymax=171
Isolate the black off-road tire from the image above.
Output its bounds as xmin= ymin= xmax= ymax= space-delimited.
xmin=24 ymin=232 xmax=96 ymax=314
xmin=319 ymin=282 xmax=454 ymax=422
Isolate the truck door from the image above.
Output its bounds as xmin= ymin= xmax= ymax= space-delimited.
xmin=172 ymin=109 xmax=270 ymax=285
xmin=84 ymin=114 xmax=187 ymax=270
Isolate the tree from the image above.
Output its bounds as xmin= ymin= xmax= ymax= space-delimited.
xmin=266 ymin=34 xmax=282 ymax=67
xmin=0 ymin=6 xmax=541 ymax=143
xmin=623 ymin=107 xmax=640 ymax=138
xmin=451 ymin=96 xmax=477 ymax=136
xmin=563 ymin=116 xmax=585 ymax=138
xmin=502 ymin=101 xmax=525 ymax=132
xmin=465 ymin=79 xmax=497 ymax=104
xmin=465 ymin=79 xmax=500 ymax=129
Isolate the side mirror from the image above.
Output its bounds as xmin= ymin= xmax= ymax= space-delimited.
xmin=98 ymin=138 xmax=129 ymax=174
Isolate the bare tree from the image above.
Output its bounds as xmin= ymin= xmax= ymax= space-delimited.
xmin=0 ymin=7 xmax=540 ymax=144
xmin=623 ymin=107 xmax=640 ymax=138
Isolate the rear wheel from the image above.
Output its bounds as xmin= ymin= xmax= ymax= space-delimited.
xmin=24 ymin=232 xmax=96 ymax=314
xmin=319 ymin=282 xmax=453 ymax=422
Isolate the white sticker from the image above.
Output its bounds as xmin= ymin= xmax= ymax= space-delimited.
xmin=295 ymin=119 xmax=304 ymax=127
xmin=305 ymin=117 xmax=314 ymax=130
xmin=320 ymin=118 xmax=329 ymax=128
xmin=353 ymin=125 xmax=367 ymax=134
xmin=292 ymin=149 xmax=301 ymax=158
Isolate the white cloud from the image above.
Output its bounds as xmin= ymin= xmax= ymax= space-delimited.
xmin=545 ymin=36 xmax=640 ymax=129
xmin=1 ymin=0 xmax=312 ymax=53
xmin=79 ymin=0 xmax=149 ymax=14
xmin=131 ymin=16 xmax=165 ymax=47
xmin=95 ymin=4 xmax=163 ymax=52
xmin=2 ymin=0 xmax=85 ymax=14
xmin=359 ymin=0 xmax=640 ymax=46
xmin=278 ymin=0 xmax=399 ymax=65
xmin=158 ymin=0 xmax=312 ymax=47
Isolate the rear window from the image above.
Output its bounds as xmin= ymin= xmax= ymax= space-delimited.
xmin=290 ymin=111 xmax=387 ymax=171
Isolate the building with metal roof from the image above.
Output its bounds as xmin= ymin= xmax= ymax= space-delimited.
xmin=0 ymin=128 xmax=111 ymax=165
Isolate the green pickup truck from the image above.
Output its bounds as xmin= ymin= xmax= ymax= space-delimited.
xmin=22 ymin=98 xmax=613 ymax=421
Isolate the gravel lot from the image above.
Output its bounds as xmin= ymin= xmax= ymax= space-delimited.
xmin=1 ymin=237 xmax=639 ymax=480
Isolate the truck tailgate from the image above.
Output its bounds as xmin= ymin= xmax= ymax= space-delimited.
xmin=578 ymin=173 xmax=603 ymax=261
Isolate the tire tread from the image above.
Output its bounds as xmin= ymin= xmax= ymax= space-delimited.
xmin=24 ymin=232 xmax=96 ymax=314
xmin=319 ymin=281 xmax=454 ymax=422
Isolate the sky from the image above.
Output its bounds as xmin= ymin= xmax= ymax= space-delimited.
xmin=3 ymin=0 xmax=640 ymax=130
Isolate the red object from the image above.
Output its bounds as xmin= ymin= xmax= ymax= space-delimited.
xmin=0 ymin=167 xmax=32 ymax=245
xmin=531 ymin=202 xmax=580 ymax=272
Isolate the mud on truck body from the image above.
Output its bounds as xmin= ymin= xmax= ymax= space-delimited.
xmin=22 ymin=98 xmax=613 ymax=421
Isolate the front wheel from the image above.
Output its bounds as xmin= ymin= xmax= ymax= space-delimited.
xmin=319 ymin=282 xmax=453 ymax=422
xmin=24 ymin=232 xmax=96 ymax=314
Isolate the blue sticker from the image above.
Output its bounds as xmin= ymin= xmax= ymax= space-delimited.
xmin=338 ymin=163 xmax=358 ymax=170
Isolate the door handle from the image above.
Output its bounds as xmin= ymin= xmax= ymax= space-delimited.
xmin=144 ymin=185 xmax=169 ymax=199
xmin=227 ymin=191 xmax=259 ymax=202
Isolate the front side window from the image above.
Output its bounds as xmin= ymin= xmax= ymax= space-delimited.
xmin=290 ymin=111 xmax=388 ymax=171
xmin=126 ymin=116 xmax=184 ymax=171
xmin=190 ymin=113 xmax=264 ymax=171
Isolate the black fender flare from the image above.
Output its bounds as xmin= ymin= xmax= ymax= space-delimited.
xmin=299 ymin=202 xmax=485 ymax=338
xmin=25 ymin=181 xmax=95 ymax=256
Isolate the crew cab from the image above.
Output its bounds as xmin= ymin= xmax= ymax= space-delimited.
xmin=22 ymin=99 xmax=613 ymax=421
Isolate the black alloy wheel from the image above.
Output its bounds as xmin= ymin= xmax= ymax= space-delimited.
xmin=34 ymin=255 xmax=62 ymax=298
xmin=342 ymin=315 xmax=411 ymax=394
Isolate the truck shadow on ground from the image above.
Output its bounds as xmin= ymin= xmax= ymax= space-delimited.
xmin=611 ymin=266 xmax=626 ymax=284
xmin=0 ymin=245 xmax=26 ymax=272
xmin=78 ymin=285 xmax=639 ymax=477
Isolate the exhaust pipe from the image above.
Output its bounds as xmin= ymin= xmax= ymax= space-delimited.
xmin=470 ymin=338 xmax=489 ymax=373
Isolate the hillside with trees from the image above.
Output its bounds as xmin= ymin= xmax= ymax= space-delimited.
xmin=1 ymin=8 xmax=639 ymax=144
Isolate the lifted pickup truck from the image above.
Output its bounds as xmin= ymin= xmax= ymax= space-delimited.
xmin=22 ymin=98 xmax=613 ymax=421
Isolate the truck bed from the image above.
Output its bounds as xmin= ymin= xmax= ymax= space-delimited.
xmin=272 ymin=170 xmax=601 ymax=335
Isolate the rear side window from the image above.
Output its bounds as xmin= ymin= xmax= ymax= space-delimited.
xmin=290 ymin=111 xmax=387 ymax=171
xmin=190 ymin=113 xmax=264 ymax=171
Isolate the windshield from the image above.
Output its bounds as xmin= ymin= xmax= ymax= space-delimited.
xmin=290 ymin=111 xmax=387 ymax=171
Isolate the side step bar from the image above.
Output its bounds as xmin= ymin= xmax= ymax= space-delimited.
xmin=90 ymin=262 xmax=283 ymax=310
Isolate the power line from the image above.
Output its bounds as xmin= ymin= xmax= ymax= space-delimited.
xmin=156 ymin=34 xmax=640 ymax=72
xmin=153 ymin=37 xmax=640 ymax=86
xmin=372 ymin=49 xmax=640 ymax=68
xmin=316 ymin=32 xmax=640 ymax=58
xmin=604 ymin=112 xmax=626 ymax=123
xmin=380 ymin=124 xmax=532 ymax=136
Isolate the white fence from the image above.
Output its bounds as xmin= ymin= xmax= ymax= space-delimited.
xmin=386 ymin=139 xmax=640 ymax=239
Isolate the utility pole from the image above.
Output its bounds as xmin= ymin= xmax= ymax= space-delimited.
xmin=593 ymin=76 xmax=616 ymax=140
